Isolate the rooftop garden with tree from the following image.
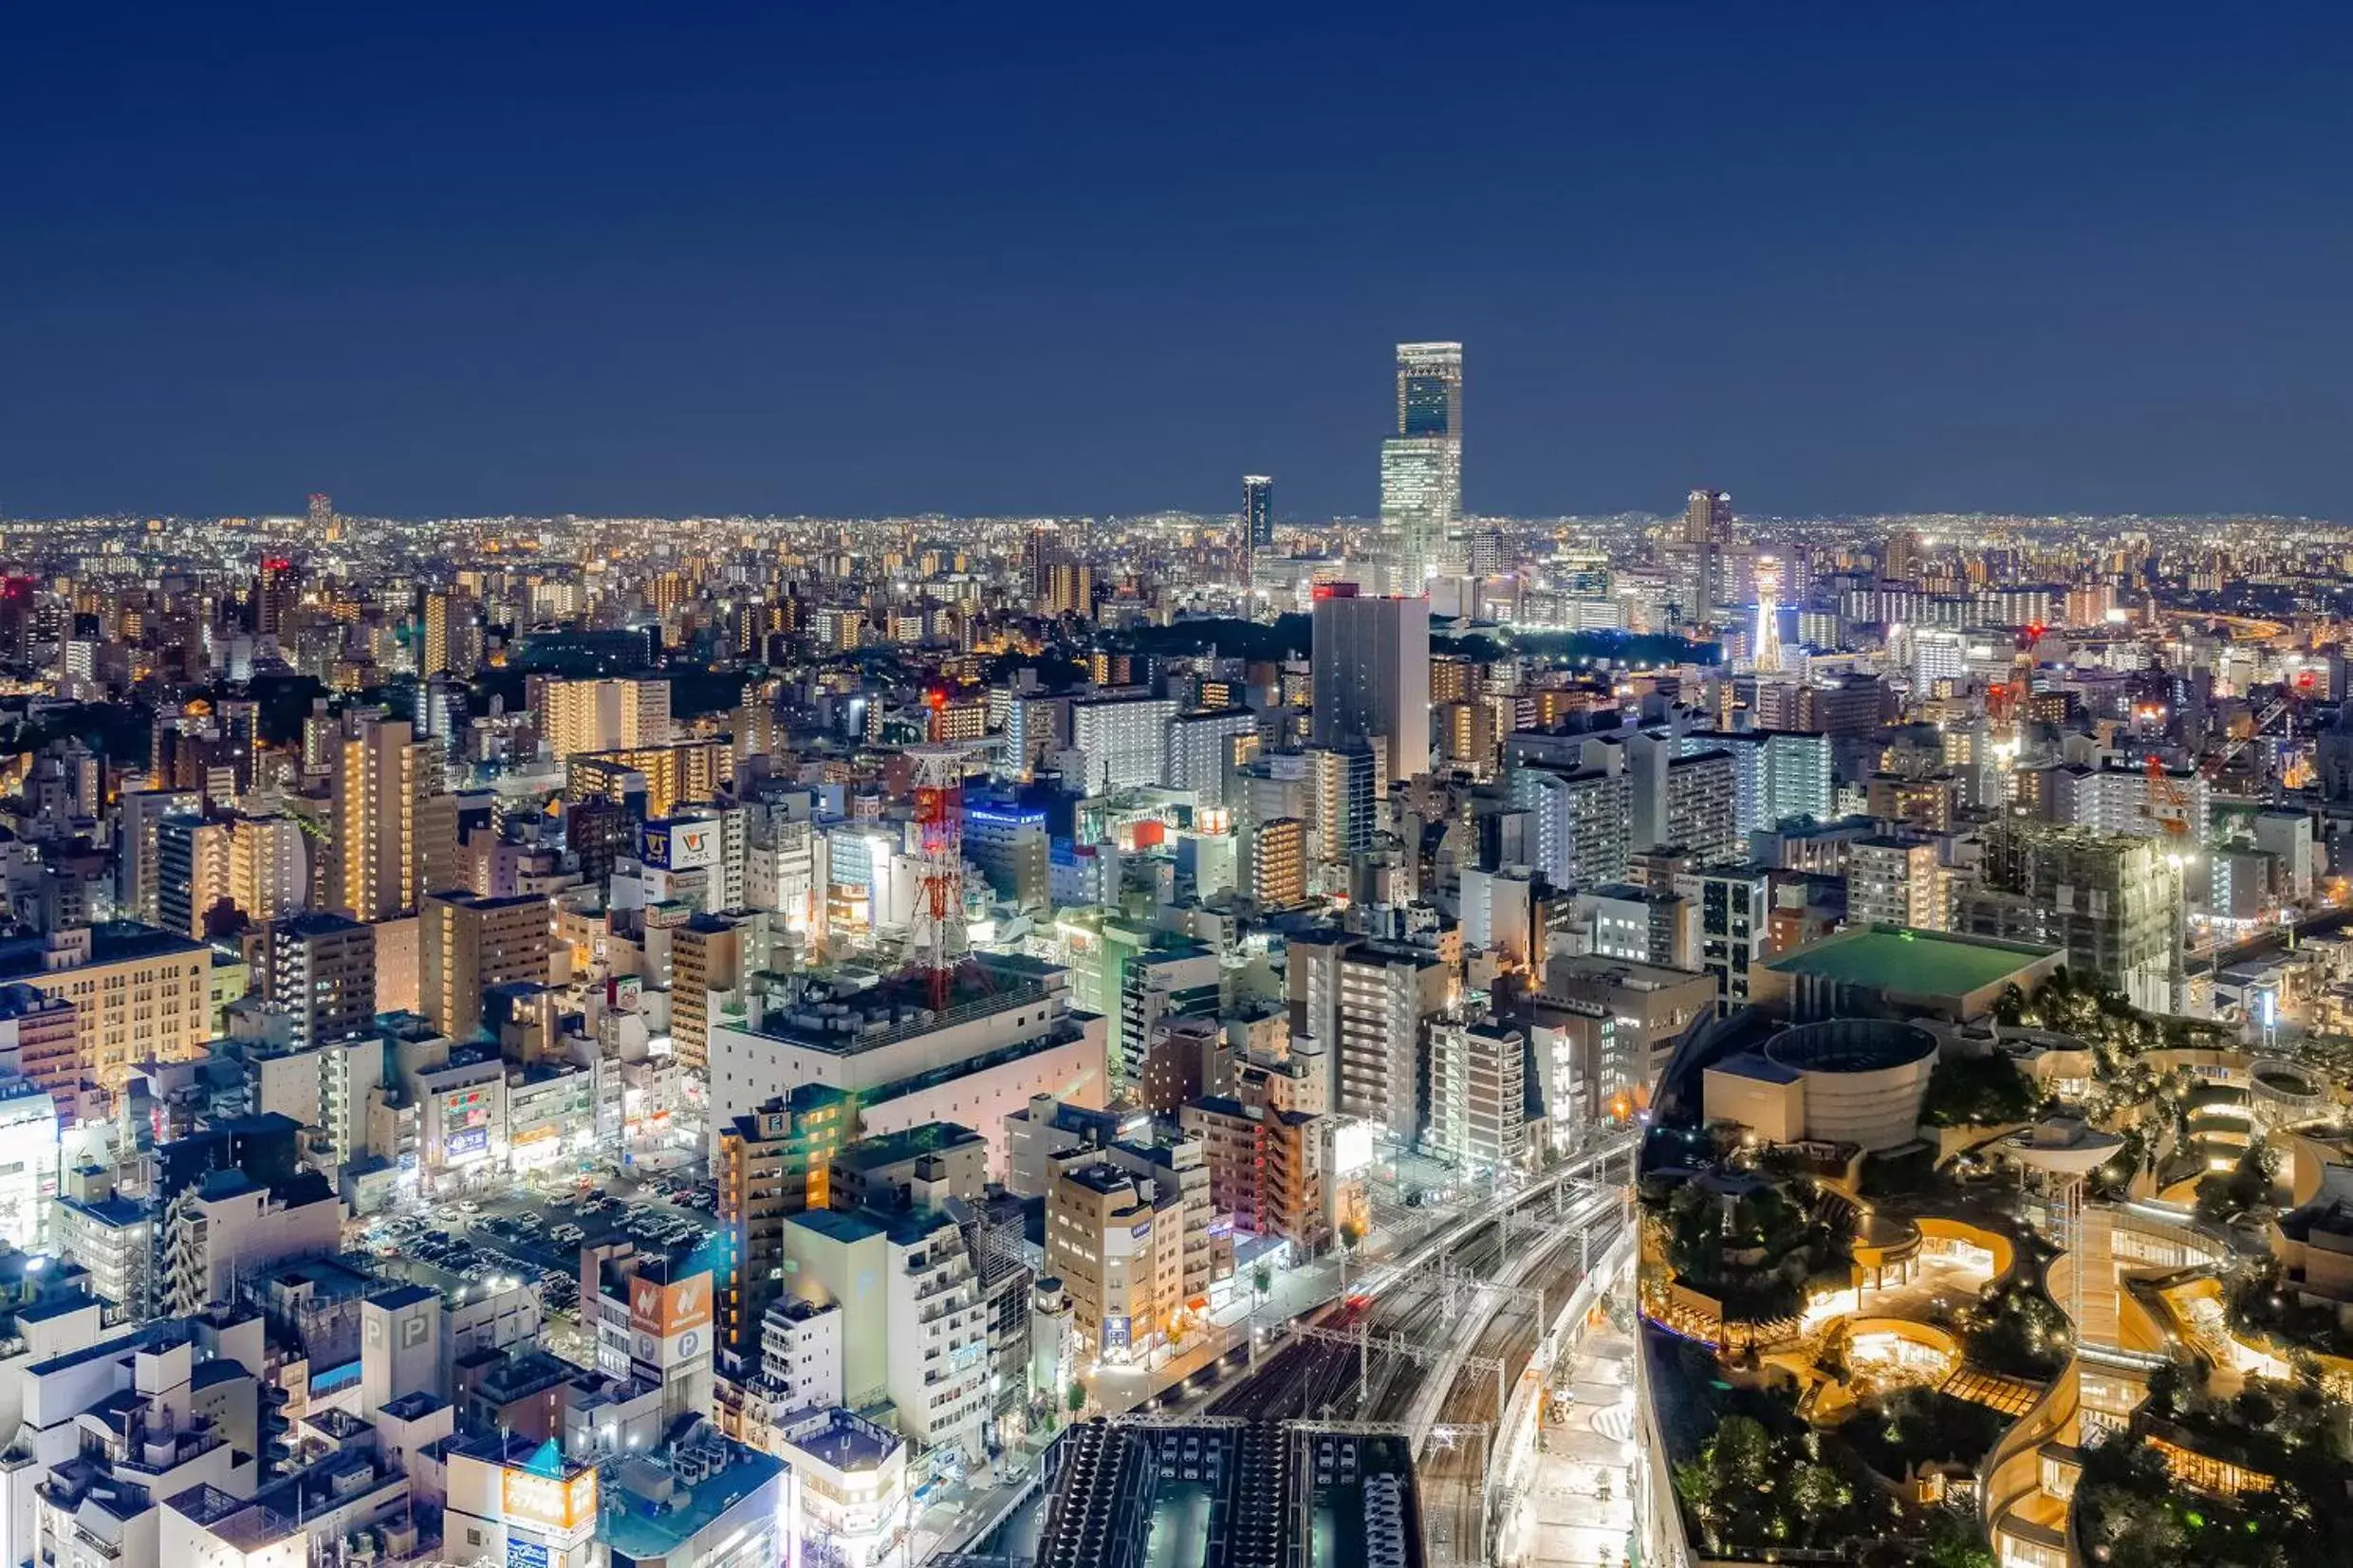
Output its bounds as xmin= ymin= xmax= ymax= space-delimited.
xmin=2074 ymin=1362 xmax=2353 ymax=1568
xmin=1653 ymin=1171 xmax=1855 ymax=1320
xmin=1918 ymin=1052 xmax=2043 ymax=1128
xmin=1955 ymin=1278 xmax=2072 ymax=1380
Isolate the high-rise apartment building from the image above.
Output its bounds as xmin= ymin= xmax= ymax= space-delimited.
xmin=1251 ymin=817 xmax=1308 ymax=910
xmin=420 ymin=890 xmax=550 ymax=1042
xmin=1292 ymin=936 xmax=1449 ymax=1142
xmin=227 ymin=813 xmax=308 ymax=926
xmin=329 ymin=717 xmax=457 ymax=922
xmin=672 ymin=913 xmax=749 ymax=1075
xmin=118 ymin=788 xmax=199 ymax=924
xmin=717 ymin=1088 xmax=856 ymax=1355
xmin=1069 ymin=695 xmax=1176 ymax=795
xmin=156 ymin=814 xmax=230 ymax=938
xmin=421 ymin=590 xmax=482 ymax=678
xmin=1380 ymin=342 xmax=1463 ymax=589
xmin=1682 ymin=488 xmax=1733 ymax=626
xmin=1309 ymin=585 xmax=1430 ymax=786
xmin=256 ymin=912 xmax=379 ymax=1048
xmin=255 ymin=555 xmax=300 ymax=636
xmin=543 ymin=677 xmax=672 ymax=761
xmin=1425 ymin=1020 xmax=1528 ymax=1173
xmin=1167 ymin=709 xmax=1257 ymax=810
xmin=1511 ymin=760 xmax=1634 ymax=888
xmin=1846 ymin=837 xmax=1947 ymax=931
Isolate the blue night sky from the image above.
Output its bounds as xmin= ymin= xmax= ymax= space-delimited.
xmin=5 ymin=2 xmax=2350 ymax=521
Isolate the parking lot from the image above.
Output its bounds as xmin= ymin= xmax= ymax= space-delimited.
xmin=362 ymin=1167 xmax=724 ymax=1330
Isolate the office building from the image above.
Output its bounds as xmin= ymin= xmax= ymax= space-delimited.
xmin=1676 ymin=862 xmax=1774 ymax=1004
xmin=1309 ymin=584 xmax=1430 ymax=786
xmin=706 ymin=954 xmax=1107 ymax=1174
xmin=1047 ymin=1159 xmax=1186 ymax=1365
xmin=1380 ymin=341 xmax=1462 ymax=588
xmin=0 ymin=923 xmax=210 ymax=1092
xmin=1241 ymin=473 xmax=1274 ymax=603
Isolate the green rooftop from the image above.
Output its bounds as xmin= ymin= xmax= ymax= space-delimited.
xmin=1766 ymin=925 xmax=2057 ymax=996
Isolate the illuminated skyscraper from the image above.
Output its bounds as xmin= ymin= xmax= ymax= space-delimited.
xmin=1380 ymin=341 xmax=1462 ymax=590
xmin=255 ymin=555 xmax=300 ymax=636
xmin=1683 ymin=488 xmax=1732 ymax=625
xmin=421 ymin=590 xmax=481 ymax=678
xmin=1241 ymin=475 xmax=1273 ymax=609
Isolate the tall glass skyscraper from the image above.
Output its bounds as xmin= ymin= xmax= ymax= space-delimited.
xmin=1380 ymin=341 xmax=1462 ymax=591
xmin=1241 ymin=474 xmax=1273 ymax=615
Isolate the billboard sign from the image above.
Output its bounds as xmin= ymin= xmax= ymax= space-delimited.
xmin=628 ymin=1271 xmax=713 ymax=1338
xmin=447 ymin=1127 xmax=490 ymax=1157
xmin=502 ymin=1467 xmax=597 ymax=1533
xmin=641 ymin=819 xmax=719 ymax=872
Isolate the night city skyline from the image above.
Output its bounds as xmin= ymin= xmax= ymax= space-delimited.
xmin=11 ymin=12 xmax=2353 ymax=1568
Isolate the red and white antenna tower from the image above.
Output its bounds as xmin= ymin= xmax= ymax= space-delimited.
xmin=909 ymin=691 xmax=973 ymax=1010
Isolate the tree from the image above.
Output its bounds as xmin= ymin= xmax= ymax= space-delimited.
xmin=1712 ymin=1414 xmax=1774 ymax=1493
xmin=1065 ymin=1379 xmax=1087 ymax=1416
xmin=1251 ymin=1261 xmax=1273 ymax=1300
xmin=1913 ymin=1513 xmax=1996 ymax=1568
xmin=1338 ymin=1217 xmax=1365 ymax=1256
xmin=1787 ymin=1464 xmax=1849 ymax=1545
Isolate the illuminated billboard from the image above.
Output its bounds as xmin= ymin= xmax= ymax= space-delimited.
xmin=640 ymin=818 xmax=719 ymax=872
xmin=502 ymin=1466 xmax=597 ymax=1533
xmin=1331 ymin=1119 xmax=1376 ymax=1178
xmin=628 ymin=1271 xmax=713 ymax=1338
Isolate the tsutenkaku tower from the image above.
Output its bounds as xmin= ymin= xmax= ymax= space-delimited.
xmin=908 ymin=692 xmax=973 ymax=1009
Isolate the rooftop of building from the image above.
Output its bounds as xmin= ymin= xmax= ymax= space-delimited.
xmin=424 ymin=887 xmax=547 ymax=911
xmin=831 ymin=1120 xmax=984 ymax=1173
xmin=0 ymin=921 xmax=205 ymax=979
xmin=167 ymin=1448 xmax=405 ymax=1548
xmin=1763 ymin=924 xmax=2060 ymax=996
xmin=599 ymin=1441 xmax=786 ymax=1560
xmin=780 ymin=1407 xmax=902 ymax=1472
xmin=449 ymin=1428 xmax=596 ymax=1477
xmin=787 ymin=1203 xmax=955 ymax=1249
xmin=732 ymin=952 xmax=1064 ymax=1053
xmin=265 ymin=912 xmax=369 ymax=938
xmin=472 ymin=1348 xmax=577 ymax=1404
xmin=376 ymin=1390 xmax=448 ymax=1422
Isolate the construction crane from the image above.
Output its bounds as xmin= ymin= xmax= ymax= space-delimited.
xmin=2205 ymin=691 xmax=2292 ymax=777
